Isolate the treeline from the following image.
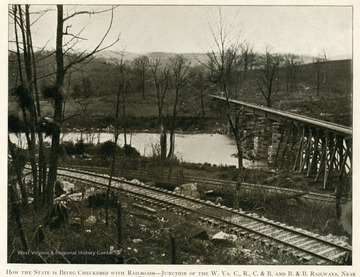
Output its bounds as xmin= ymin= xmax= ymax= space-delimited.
xmin=9 ymin=50 xmax=352 ymax=109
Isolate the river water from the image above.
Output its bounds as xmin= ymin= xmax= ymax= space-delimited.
xmin=9 ymin=132 xmax=259 ymax=168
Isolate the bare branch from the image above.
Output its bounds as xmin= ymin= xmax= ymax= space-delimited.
xmin=63 ymin=5 xmax=120 ymax=22
xmin=29 ymin=8 xmax=53 ymax=26
xmin=64 ymin=7 xmax=120 ymax=72
xmin=64 ymin=32 xmax=87 ymax=41
xmin=63 ymin=25 xmax=88 ymax=49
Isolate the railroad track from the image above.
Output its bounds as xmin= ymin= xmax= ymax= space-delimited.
xmin=123 ymin=169 xmax=342 ymax=203
xmin=70 ymin=165 xmax=344 ymax=204
xmin=53 ymin=166 xmax=351 ymax=265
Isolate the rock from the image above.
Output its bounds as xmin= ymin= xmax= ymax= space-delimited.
xmin=173 ymin=222 xmax=209 ymax=240
xmin=84 ymin=215 xmax=96 ymax=229
xmin=174 ymin=183 xmax=200 ymax=198
xmin=211 ymin=231 xmax=237 ymax=242
xmin=68 ymin=192 xmax=83 ymax=202
xmin=132 ymin=239 xmax=143 ymax=244
xmin=60 ymin=180 xmax=75 ymax=193
xmin=131 ymin=179 xmax=143 ymax=185
xmin=145 ymin=182 xmax=156 ymax=187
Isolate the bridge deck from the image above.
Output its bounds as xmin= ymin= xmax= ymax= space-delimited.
xmin=211 ymin=95 xmax=352 ymax=137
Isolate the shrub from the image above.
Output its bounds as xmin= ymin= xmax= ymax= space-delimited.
xmin=123 ymin=144 xmax=140 ymax=158
xmin=62 ymin=142 xmax=77 ymax=156
xmin=99 ymin=140 xmax=118 ymax=157
xmin=75 ymin=140 xmax=86 ymax=155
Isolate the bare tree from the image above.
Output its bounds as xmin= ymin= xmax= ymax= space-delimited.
xmin=43 ymin=5 xmax=120 ymax=205
xmin=204 ymin=8 xmax=245 ymax=171
xmin=132 ymin=55 xmax=150 ymax=99
xmin=191 ymin=65 xmax=209 ymax=117
xmin=105 ymin=61 xmax=124 ymax=227
xmin=256 ymin=47 xmax=282 ymax=108
xmin=284 ymin=53 xmax=303 ymax=93
xmin=9 ymin=5 xmax=47 ymax=209
xmin=113 ymin=54 xmax=132 ymax=145
xmin=167 ymin=55 xmax=192 ymax=159
xmin=241 ymin=43 xmax=256 ymax=80
xmin=148 ymin=58 xmax=171 ymax=160
xmin=312 ymin=51 xmax=327 ymax=96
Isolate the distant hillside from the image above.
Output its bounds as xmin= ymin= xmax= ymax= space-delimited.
xmin=95 ymin=50 xmax=209 ymax=66
xmin=96 ymin=50 xmax=350 ymax=66
xmin=147 ymin=52 xmax=208 ymax=66
xmin=94 ymin=50 xmax=141 ymax=62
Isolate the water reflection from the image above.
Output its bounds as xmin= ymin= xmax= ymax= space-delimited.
xmin=10 ymin=132 xmax=259 ymax=168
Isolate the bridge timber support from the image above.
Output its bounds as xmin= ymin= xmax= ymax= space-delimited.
xmin=211 ymin=95 xmax=352 ymax=191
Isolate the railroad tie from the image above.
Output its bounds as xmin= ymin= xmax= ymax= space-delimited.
xmin=252 ymin=225 xmax=270 ymax=233
xmin=328 ymin=251 xmax=349 ymax=262
xmin=241 ymin=221 xmax=260 ymax=229
xmin=273 ymin=232 xmax=291 ymax=240
xmin=316 ymin=247 xmax=336 ymax=256
xmin=289 ymin=237 xmax=309 ymax=245
xmin=282 ymin=234 xmax=301 ymax=242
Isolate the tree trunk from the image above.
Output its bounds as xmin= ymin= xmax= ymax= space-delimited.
xmin=105 ymin=142 xmax=117 ymax=227
xmin=235 ymin=138 xmax=243 ymax=169
xmin=121 ymin=84 xmax=127 ymax=146
xmin=316 ymin=65 xmax=320 ymax=96
xmin=106 ymin=75 xmax=121 ymax=226
xmin=160 ymin=124 xmax=167 ymax=160
xmin=200 ymin=90 xmax=205 ymax=117
xmin=46 ymin=5 xmax=65 ymax=206
xmin=9 ymin=182 xmax=28 ymax=251
xmin=142 ymin=76 xmax=145 ymax=100
xmin=167 ymin=129 xmax=176 ymax=160
xmin=26 ymin=5 xmax=47 ymax=207
xmin=227 ymin=112 xmax=243 ymax=169
xmin=8 ymin=137 xmax=28 ymax=210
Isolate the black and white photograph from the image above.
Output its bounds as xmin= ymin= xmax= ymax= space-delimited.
xmin=4 ymin=1 xmax=357 ymax=272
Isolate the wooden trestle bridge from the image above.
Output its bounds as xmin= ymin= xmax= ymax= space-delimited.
xmin=211 ymin=95 xmax=352 ymax=191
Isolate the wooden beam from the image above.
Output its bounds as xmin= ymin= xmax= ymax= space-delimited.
xmin=301 ymin=127 xmax=312 ymax=172
xmin=323 ymin=133 xmax=334 ymax=189
xmin=307 ymin=130 xmax=321 ymax=177
xmin=339 ymin=139 xmax=351 ymax=178
xmin=315 ymin=136 xmax=327 ymax=182
xmin=279 ymin=123 xmax=292 ymax=169
xmin=293 ymin=127 xmax=305 ymax=172
xmin=274 ymin=121 xmax=286 ymax=168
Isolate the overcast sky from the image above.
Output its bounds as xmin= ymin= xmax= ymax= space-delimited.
xmin=8 ymin=5 xmax=353 ymax=59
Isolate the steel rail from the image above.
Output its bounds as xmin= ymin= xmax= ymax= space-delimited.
xmin=115 ymin=168 xmax=344 ymax=204
xmin=55 ymin=167 xmax=351 ymax=265
xmin=68 ymin=165 xmax=345 ymax=204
